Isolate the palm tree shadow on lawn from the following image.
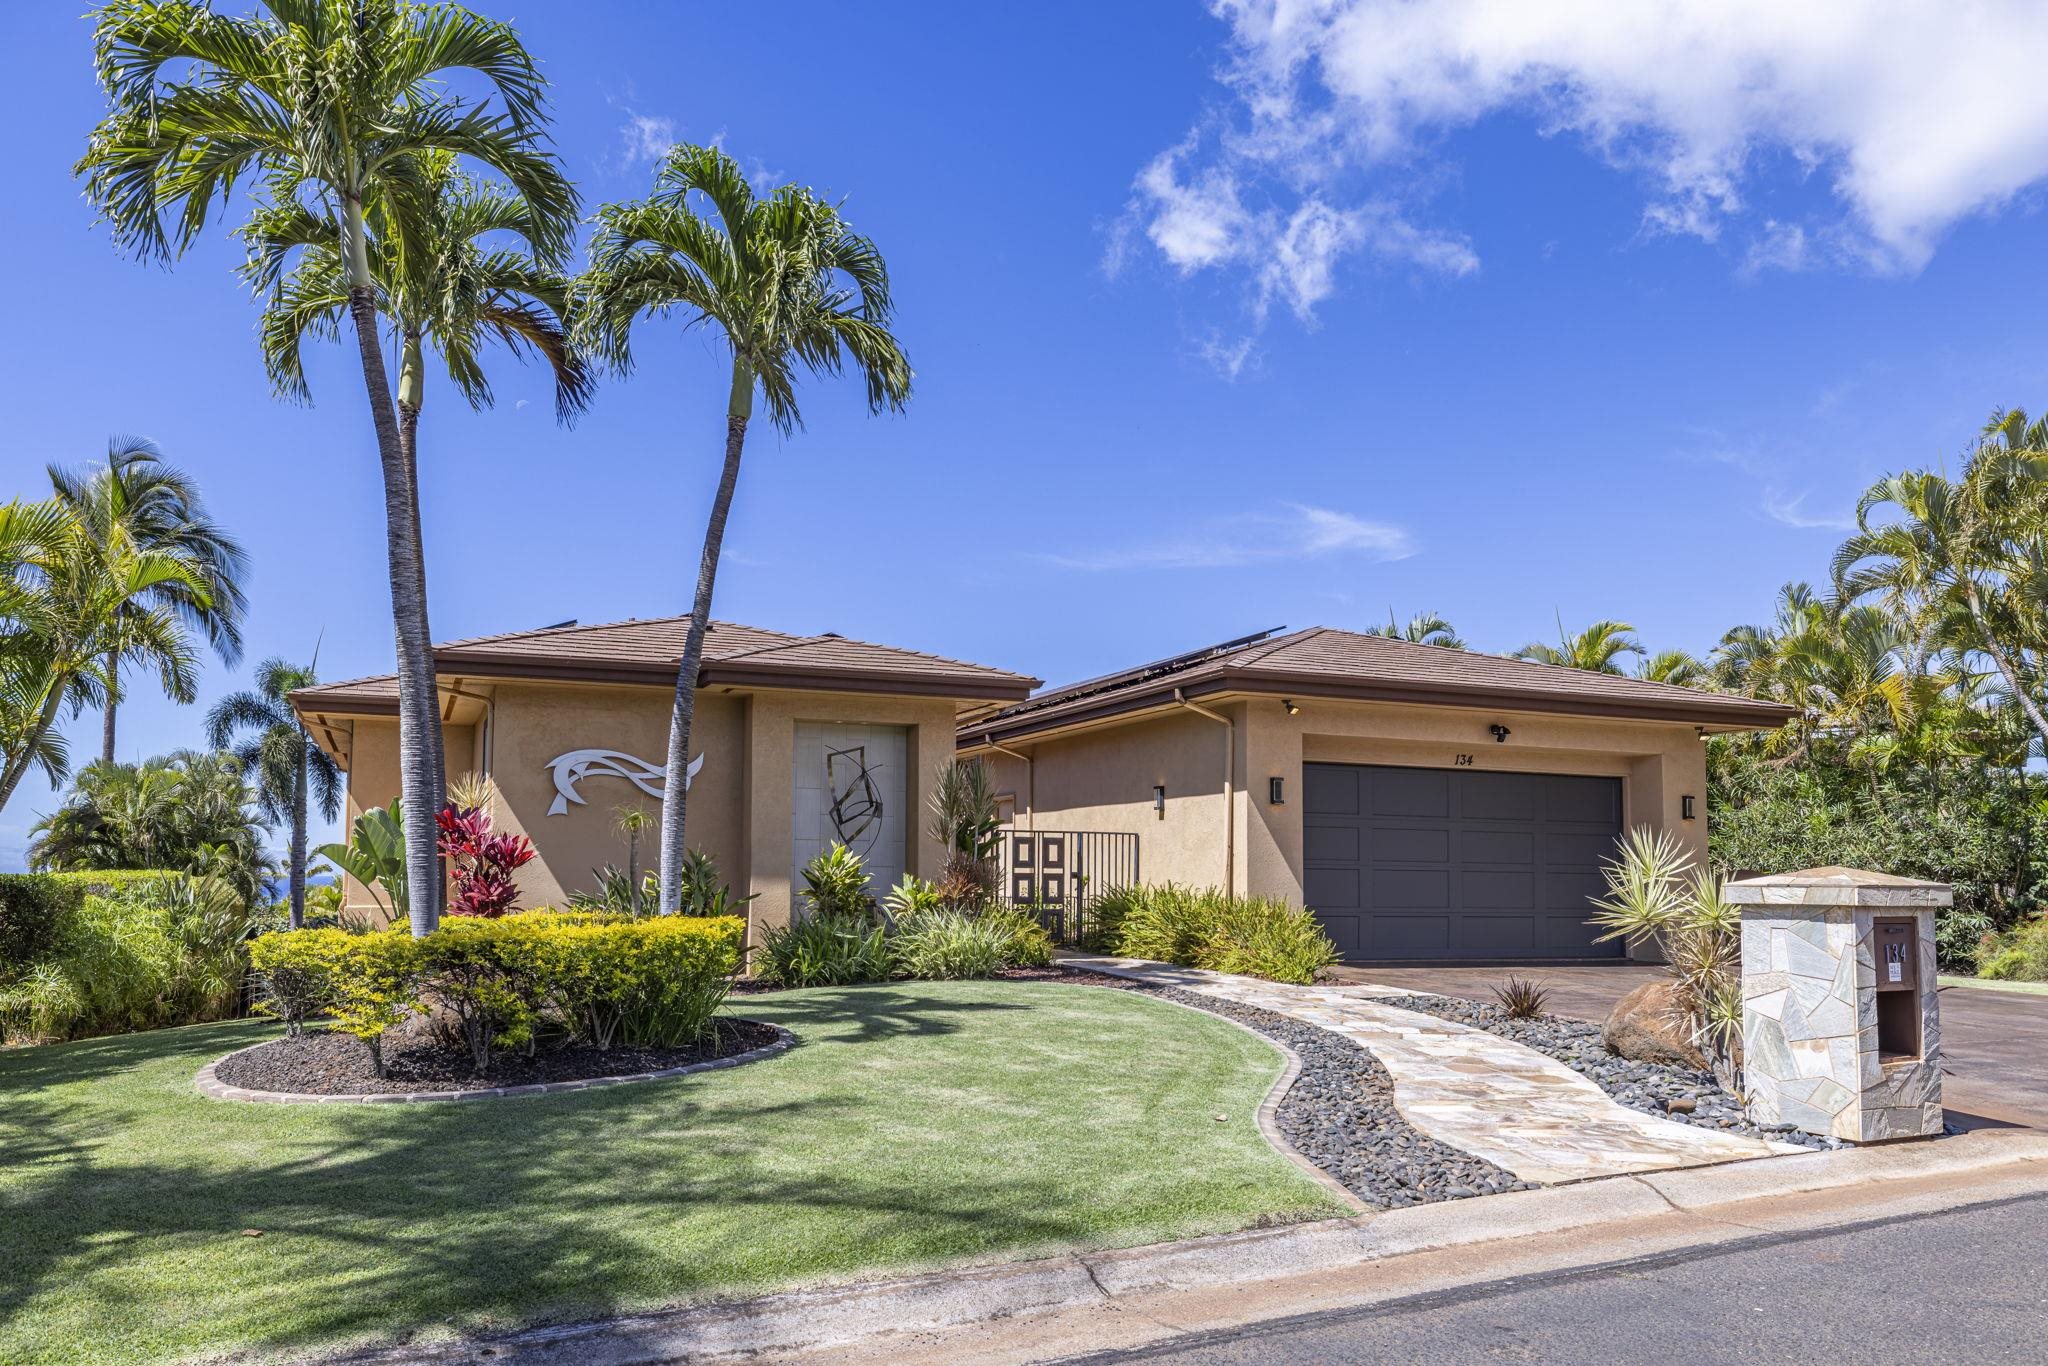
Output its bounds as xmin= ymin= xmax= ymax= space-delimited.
xmin=0 ymin=987 xmax=1201 ymax=1358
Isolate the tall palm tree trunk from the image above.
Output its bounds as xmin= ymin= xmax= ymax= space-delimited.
xmin=0 ymin=674 xmax=72 ymax=813
xmin=290 ymin=743 xmax=309 ymax=930
xmin=658 ymin=363 xmax=752 ymax=913
xmin=101 ymin=645 xmax=119 ymax=764
xmin=395 ymin=335 xmax=447 ymax=816
xmin=346 ymin=276 xmax=446 ymax=937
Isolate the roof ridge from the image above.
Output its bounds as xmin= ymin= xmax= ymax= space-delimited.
xmin=1229 ymin=625 xmax=1325 ymax=667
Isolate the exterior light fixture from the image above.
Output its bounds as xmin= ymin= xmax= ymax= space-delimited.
xmin=1282 ymin=699 xmax=1300 ymax=715
xmin=1153 ymin=784 xmax=1166 ymax=819
xmin=1269 ymin=776 xmax=1285 ymax=805
xmin=1682 ymin=794 xmax=1696 ymax=820
xmin=1489 ymin=724 xmax=1512 ymax=744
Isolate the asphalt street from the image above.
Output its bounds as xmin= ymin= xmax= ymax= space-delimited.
xmin=1080 ymin=1190 xmax=2048 ymax=1365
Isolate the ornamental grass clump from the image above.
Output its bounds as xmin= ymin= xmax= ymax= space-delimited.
xmin=890 ymin=910 xmax=1011 ymax=980
xmin=759 ymin=914 xmax=893 ymax=987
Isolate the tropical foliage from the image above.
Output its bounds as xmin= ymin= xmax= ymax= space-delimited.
xmin=78 ymin=0 xmax=578 ymax=935
xmin=27 ymin=750 xmax=271 ymax=904
xmin=1109 ymin=884 xmax=1340 ymax=985
xmin=1365 ymin=610 xmax=1465 ymax=649
xmin=576 ymin=141 xmax=912 ymax=914
xmin=318 ymin=801 xmax=409 ymax=923
xmin=1514 ymin=618 xmax=1646 ymax=674
xmin=207 ymin=658 xmax=340 ymax=928
xmin=47 ymin=438 xmax=248 ymax=764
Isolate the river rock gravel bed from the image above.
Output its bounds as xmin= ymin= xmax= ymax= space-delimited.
xmin=1078 ymin=973 xmax=1537 ymax=1208
xmin=1375 ymin=994 xmax=1829 ymax=1150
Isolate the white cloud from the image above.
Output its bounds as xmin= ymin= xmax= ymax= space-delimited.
xmin=1762 ymin=489 xmax=1856 ymax=531
xmin=1044 ymin=502 xmax=1414 ymax=571
xmin=1194 ymin=330 xmax=1259 ymax=379
xmin=1132 ymin=0 xmax=2048 ymax=311
xmin=618 ymin=112 xmax=678 ymax=167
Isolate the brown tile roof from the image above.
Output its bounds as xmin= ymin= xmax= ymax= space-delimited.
xmin=958 ymin=626 xmax=1794 ymax=744
xmin=291 ymin=615 xmax=1039 ymax=717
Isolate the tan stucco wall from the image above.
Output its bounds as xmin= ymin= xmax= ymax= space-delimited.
xmin=977 ymin=696 xmax=1709 ymax=910
xmin=334 ymin=683 xmax=960 ymax=952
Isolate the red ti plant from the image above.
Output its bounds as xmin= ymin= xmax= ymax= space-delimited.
xmin=436 ymin=804 xmax=537 ymax=918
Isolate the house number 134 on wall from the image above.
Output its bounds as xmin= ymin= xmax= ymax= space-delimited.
xmin=1454 ymin=754 xmax=1475 ymax=766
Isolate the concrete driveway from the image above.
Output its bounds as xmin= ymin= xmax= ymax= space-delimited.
xmin=1324 ymin=963 xmax=2048 ymax=1130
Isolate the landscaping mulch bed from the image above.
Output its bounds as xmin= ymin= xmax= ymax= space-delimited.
xmin=215 ymin=1016 xmax=783 ymax=1096
xmin=1376 ymin=994 xmax=1829 ymax=1150
xmin=1078 ymin=973 xmax=1538 ymax=1208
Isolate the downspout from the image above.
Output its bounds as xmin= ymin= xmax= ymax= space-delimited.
xmin=1173 ymin=689 xmax=1235 ymax=892
xmin=982 ymin=737 xmax=1034 ymax=832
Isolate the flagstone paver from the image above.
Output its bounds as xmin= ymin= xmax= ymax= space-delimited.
xmin=1070 ymin=956 xmax=1806 ymax=1184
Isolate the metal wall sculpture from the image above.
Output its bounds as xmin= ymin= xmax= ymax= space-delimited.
xmin=825 ymin=745 xmax=884 ymax=853
xmin=545 ymin=749 xmax=703 ymax=816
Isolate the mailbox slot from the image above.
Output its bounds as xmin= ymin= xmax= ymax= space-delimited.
xmin=1873 ymin=917 xmax=1921 ymax=1060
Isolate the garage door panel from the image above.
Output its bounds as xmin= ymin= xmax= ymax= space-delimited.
xmin=1370 ymin=767 xmax=1449 ymax=817
xmin=1370 ymin=915 xmax=1450 ymax=958
xmin=1462 ymin=870 xmax=1536 ymax=909
xmin=1303 ymin=763 xmax=1624 ymax=962
xmin=1303 ymin=765 xmax=1360 ymax=815
xmin=1303 ymin=867 xmax=1361 ymax=911
xmin=1458 ymin=829 xmax=1534 ymax=865
xmin=1370 ymin=826 xmax=1449 ymax=863
xmin=1457 ymin=771 xmax=1536 ymax=821
xmin=1304 ymin=824 xmax=1361 ymax=862
xmin=1371 ymin=868 xmax=1451 ymax=908
xmin=1542 ymin=775 xmax=1624 ymax=824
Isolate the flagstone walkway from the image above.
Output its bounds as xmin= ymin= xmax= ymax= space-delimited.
xmin=1070 ymin=956 xmax=1806 ymax=1185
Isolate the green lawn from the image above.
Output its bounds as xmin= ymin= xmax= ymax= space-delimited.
xmin=1941 ymin=974 xmax=2048 ymax=997
xmin=0 ymin=979 xmax=1339 ymax=1363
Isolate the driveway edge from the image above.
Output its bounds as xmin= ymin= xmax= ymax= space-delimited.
xmin=355 ymin=1128 xmax=2048 ymax=1363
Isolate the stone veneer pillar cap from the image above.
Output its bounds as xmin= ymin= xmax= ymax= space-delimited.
xmin=1724 ymin=865 xmax=1952 ymax=909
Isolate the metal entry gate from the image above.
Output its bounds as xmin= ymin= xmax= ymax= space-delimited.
xmin=997 ymin=830 xmax=1139 ymax=945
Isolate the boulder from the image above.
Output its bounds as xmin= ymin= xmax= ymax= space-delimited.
xmin=1602 ymin=980 xmax=1709 ymax=1070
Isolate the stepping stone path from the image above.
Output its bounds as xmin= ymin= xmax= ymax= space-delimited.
xmin=1072 ymin=957 xmax=1806 ymax=1184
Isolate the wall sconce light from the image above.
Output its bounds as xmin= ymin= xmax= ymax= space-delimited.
xmin=1153 ymin=784 xmax=1166 ymax=820
xmin=1489 ymin=724 xmax=1512 ymax=744
xmin=1268 ymin=776 xmax=1285 ymax=805
xmin=1282 ymin=699 xmax=1300 ymax=716
xmin=1681 ymin=794 xmax=1696 ymax=820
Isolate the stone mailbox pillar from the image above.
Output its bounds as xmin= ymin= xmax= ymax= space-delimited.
xmin=1724 ymin=866 xmax=1947 ymax=1143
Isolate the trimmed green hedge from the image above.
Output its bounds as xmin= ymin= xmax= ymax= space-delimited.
xmin=248 ymin=911 xmax=747 ymax=1075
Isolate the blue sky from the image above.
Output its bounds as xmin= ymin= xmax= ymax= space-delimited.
xmin=7 ymin=1 xmax=2048 ymax=867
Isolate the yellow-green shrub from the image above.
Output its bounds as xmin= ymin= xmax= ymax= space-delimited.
xmin=1111 ymin=884 xmax=1339 ymax=985
xmin=249 ymin=929 xmax=421 ymax=1074
xmin=1980 ymin=915 xmax=2048 ymax=982
xmin=537 ymin=915 xmax=745 ymax=1048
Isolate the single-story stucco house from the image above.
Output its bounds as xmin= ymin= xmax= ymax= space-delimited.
xmin=958 ymin=627 xmax=1793 ymax=964
xmin=289 ymin=616 xmax=1039 ymax=939
xmin=296 ymin=617 xmax=1792 ymax=964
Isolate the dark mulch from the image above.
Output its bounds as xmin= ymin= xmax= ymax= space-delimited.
xmin=216 ymin=1016 xmax=783 ymax=1096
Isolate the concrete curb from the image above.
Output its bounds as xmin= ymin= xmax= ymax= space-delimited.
xmin=194 ymin=1023 xmax=795 ymax=1105
xmin=354 ymin=1127 xmax=2048 ymax=1363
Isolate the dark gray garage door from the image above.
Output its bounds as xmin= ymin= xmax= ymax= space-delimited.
xmin=1303 ymin=763 xmax=1624 ymax=963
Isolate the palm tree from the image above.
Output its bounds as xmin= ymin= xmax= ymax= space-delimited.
xmin=0 ymin=497 xmax=212 ymax=813
xmin=29 ymin=749 xmax=269 ymax=903
xmin=48 ymin=437 xmax=248 ymax=764
xmin=1364 ymin=610 xmax=1465 ymax=649
xmin=77 ymin=0 xmax=575 ymax=935
xmin=207 ymin=659 xmax=341 ymax=929
xmin=239 ymin=155 xmax=588 ymax=831
xmin=577 ymin=143 xmax=912 ymax=912
xmin=1514 ymin=618 xmax=1645 ymax=674
xmin=1638 ymin=649 xmax=1709 ymax=687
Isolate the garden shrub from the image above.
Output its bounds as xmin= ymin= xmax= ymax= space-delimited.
xmin=882 ymin=874 xmax=944 ymax=923
xmin=0 ymin=874 xmax=80 ymax=979
xmin=1079 ymin=884 xmax=1140 ymax=952
xmin=0 ymin=875 xmax=258 ymax=1044
xmin=248 ymin=929 xmax=339 ymax=1036
xmin=417 ymin=917 xmax=550 ymax=1070
xmin=526 ymin=913 xmax=743 ymax=1048
xmin=1979 ymin=915 xmax=2048 ymax=982
xmin=759 ymin=913 xmax=893 ymax=986
xmin=801 ymin=844 xmax=877 ymax=920
xmin=977 ymin=906 xmax=1056 ymax=968
xmin=891 ymin=911 xmax=1011 ymax=980
xmin=1109 ymin=884 xmax=1339 ymax=985
xmin=1199 ymin=896 xmax=1341 ymax=985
